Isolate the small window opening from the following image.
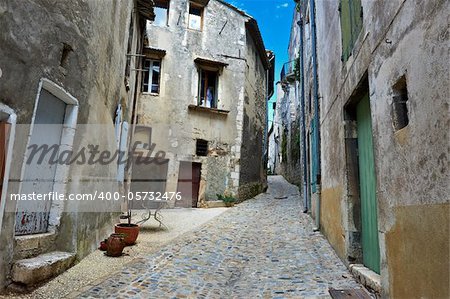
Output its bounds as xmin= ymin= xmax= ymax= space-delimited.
xmin=60 ymin=43 xmax=73 ymax=68
xmin=392 ymin=76 xmax=409 ymax=131
xmin=198 ymin=69 xmax=218 ymax=108
xmin=154 ymin=0 xmax=169 ymax=26
xmin=196 ymin=139 xmax=208 ymax=156
xmin=188 ymin=3 xmax=203 ymax=30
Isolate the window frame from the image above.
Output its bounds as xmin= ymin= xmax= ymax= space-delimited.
xmin=188 ymin=2 xmax=204 ymax=31
xmin=142 ymin=58 xmax=162 ymax=95
xmin=153 ymin=0 xmax=170 ymax=27
xmin=197 ymin=68 xmax=219 ymax=109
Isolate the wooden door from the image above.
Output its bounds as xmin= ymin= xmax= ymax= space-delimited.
xmin=15 ymin=90 xmax=66 ymax=235
xmin=356 ymin=93 xmax=380 ymax=273
xmin=176 ymin=162 xmax=201 ymax=208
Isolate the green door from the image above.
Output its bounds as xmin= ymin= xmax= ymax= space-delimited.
xmin=356 ymin=93 xmax=380 ymax=274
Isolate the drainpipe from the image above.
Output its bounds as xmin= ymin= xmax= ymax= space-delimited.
xmin=310 ymin=0 xmax=321 ymax=231
xmin=297 ymin=18 xmax=308 ymax=213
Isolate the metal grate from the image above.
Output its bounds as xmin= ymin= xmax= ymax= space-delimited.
xmin=196 ymin=139 xmax=208 ymax=156
xmin=329 ymin=288 xmax=372 ymax=299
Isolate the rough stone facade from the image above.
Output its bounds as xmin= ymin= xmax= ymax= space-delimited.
xmin=0 ymin=0 xmax=148 ymax=291
xmin=267 ymin=124 xmax=276 ymax=174
xmin=273 ymin=0 xmax=449 ymax=297
xmin=136 ymin=0 xmax=272 ymax=206
xmin=271 ymin=11 xmax=303 ymax=188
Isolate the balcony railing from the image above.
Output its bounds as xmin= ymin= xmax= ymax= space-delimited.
xmin=280 ymin=60 xmax=296 ymax=82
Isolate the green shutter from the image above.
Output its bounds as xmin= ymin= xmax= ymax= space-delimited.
xmin=340 ymin=0 xmax=363 ymax=61
xmin=350 ymin=0 xmax=363 ymax=46
xmin=339 ymin=0 xmax=352 ymax=61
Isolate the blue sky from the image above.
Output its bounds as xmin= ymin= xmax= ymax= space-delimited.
xmin=228 ymin=0 xmax=294 ymax=120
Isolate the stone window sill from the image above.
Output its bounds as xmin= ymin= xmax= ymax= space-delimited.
xmin=141 ymin=92 xmax=160 ymax=97
xmin=188 ymin=104 xmax=229 ymax=115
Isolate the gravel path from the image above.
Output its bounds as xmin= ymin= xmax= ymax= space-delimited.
xmin=74 ymin=176 xmax=363 ymax=298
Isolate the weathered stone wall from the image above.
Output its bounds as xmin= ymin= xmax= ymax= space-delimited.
xmin=267 ymin=125 xmax=277 ymax=174
xmin=271 ymin=12 xmax=303 ymax=189
xmin=0 ymin=0 xmax=136 ymax=290
xmin=273 ymin=83 xmax=285 ymax=175
xmin=313 ymin=0 xmax=449 ymax=297
xmin=238 ymin=30 xmax=267 ymax=200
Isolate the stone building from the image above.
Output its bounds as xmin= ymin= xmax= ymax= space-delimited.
xmin=132 ymin=0 xmax=274 ymax=208
xmin=0 ymin=0 xmax=154 ymax=290
xmin=273 ymin=0 xmax=449 ymax=297
xmin=271 ymin=10 xmax=303 ymax=188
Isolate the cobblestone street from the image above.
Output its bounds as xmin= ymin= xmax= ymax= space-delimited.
xmin=74 ymin=176 xmax=363 ymax=298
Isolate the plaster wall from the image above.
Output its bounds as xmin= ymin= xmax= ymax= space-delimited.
xmin=313 ymin=0 xmax=449 ymax=297
xmin=0 ymin=0 xmax=137 ymax=289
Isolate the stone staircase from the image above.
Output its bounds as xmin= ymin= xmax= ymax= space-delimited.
xmin=10 ymin=233 xmax=75 ymax=288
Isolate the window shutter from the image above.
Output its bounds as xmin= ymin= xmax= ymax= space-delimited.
xmin=350 ymin=0 xmax=363 ymax=47
xmin=339 ymin=0 xmax=352 ymax=61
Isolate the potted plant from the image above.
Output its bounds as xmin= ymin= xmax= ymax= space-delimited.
xmin=217 ymin=193 xmax=237 ymax=207
xmin=115 ymin=209 xmax=140 ymax=246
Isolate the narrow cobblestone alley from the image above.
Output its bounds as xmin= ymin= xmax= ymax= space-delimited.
xmin=74 ymin=176 xmax=363 ymax=298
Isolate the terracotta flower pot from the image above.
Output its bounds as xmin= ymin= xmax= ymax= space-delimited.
xmin=99 ymin=239 xmax=108 ymax=251
xmin=115 ymin=223 xmax=140 ymax=246
xmin=106 ymin=233 xmax=125 ymax=257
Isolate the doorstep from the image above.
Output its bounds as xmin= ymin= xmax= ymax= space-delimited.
xmin=204 ymin=200 xmax=228 ymax=208
xmin=349 ymin=264 xmax=381 ymax=295
xmin=12 ymin=251 xmax=76 ymax=286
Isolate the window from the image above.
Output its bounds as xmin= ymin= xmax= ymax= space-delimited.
xmin=188 ymin=3 xmax=203 ymax=30
xmin=392 ymin=76 xmax=409 ymax=131
xmin=198 ymin=69 xmax=218 ymax=108
xmin=196 ymin=139 xmax=208 ymax=156
xmin=339 ymin=0 xmax=363 ymax=61
xmin=142 ymin=59 xmax=161 ymax=94
xmin=60 ymin=43 xmax=72 ymax=68
xmin=153 ymin=0 xmax=169 ymax=26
